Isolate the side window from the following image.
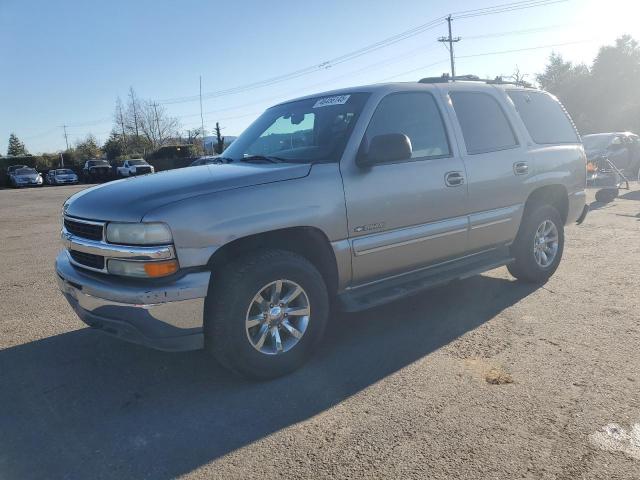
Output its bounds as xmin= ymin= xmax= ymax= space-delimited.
xmin=365 ymin=92 xmax=450 ymax=160
xmin=507 ymin=91 xmax=579 ymax=144
xmin=450 ymin=92 xmax=518 ymax=155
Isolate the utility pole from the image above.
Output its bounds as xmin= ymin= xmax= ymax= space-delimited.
xmin=61 ymin=124 xmax=69 ymax=150
xmin=151 ymin=102 xmax=161 ymax=146
xmin=199 ymin=75 xmax=206 ymax=154
xmin=438 ymin=15 xmax=460 ymax=77
xmin=129 ymin=87 xmax=140 ymax=141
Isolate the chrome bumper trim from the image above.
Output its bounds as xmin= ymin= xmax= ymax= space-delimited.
xmin=56 ymin=251 xmax=210 ymax=350
xmin=61 ymin=228 xmax=175 ymax=260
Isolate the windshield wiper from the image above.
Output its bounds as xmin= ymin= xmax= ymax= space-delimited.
xmin=240 ymin=155 xmax=287 ymax=164
xmin=214 ymin=157 xmax=234 ymax=163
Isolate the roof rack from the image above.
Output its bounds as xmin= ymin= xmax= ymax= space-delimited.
xmin=418 ymin=74 xmax=533 ymax=88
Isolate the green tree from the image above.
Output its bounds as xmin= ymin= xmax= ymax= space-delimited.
xmin=7 ymin=133 xmax=28 ymax=156
xmin=102 ymin=131 xmax=126 ymax=160
xmin=537 ymin=53 xmax=591 ymax=132
xmin=75 ymin=134 xmax=101 ymax=159
xmin=589 ymin=35 xmax=640 ymax=133
xmin=215 ymin=122 xmax=225 ymax=154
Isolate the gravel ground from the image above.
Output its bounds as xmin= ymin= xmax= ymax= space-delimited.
xmin=0 ymin=184 xmax=639 ymax=479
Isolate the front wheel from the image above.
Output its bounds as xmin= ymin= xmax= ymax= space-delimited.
xmin=205 ymin=249 xmax=329 ymax=379
xmin=508 ymin=205 xmax=564 ymax=283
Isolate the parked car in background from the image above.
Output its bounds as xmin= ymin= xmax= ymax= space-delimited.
xmin=57 ymin=78 xmax=587 ymax=379
xmin=583 ymin=132 xmax=640 ymax=187
xmin=4 ymin=164 xmax=28 ymax=186
xmin=189 ymin=155 xmax=219 ymax=167
xmin=82 ymin=160 xmax=112 ymax=183
xmin=9 ymin=167 xmax=43 ymax=187
xmin=116 ymin=159 xmax=154 ymax=177
xmin=46 ymin=168 xmax=79 ymax=185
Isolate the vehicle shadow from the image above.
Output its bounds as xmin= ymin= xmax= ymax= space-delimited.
xmin=0 ymin=274 xmax=537 ymax=479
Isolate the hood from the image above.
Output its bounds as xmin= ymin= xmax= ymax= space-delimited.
xmin=64 ymin=162 xmax=311 ymax=222
xmin=15 ymin=173 xmax=39 ymax=180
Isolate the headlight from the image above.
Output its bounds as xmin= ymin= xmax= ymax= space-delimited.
xmin=107 ymin=259 xmax=179 ymax=278
xmin=106 ymin=222 xmax=173 ymax=245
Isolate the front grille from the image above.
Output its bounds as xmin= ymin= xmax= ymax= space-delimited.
xmin=64 ymin=218 xmax=103 ymax=241
xmin=70 ymin=250 xmax=105 ymax=270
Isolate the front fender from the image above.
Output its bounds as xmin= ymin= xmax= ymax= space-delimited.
xmin=142 ymin=164 xmax=349 ymax=269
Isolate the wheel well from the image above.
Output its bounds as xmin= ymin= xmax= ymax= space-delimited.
xmin=207 ymin=227 xmax=339 ymax=295
xmin=524 ymin=184 xmax=569 ymax=223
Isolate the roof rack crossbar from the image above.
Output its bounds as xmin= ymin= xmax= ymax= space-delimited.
xmin=418 ymin=74 xmax=533 ymax=88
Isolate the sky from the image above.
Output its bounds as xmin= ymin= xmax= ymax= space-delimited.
xmin=1 ymin=0 xmax=640 ymax=154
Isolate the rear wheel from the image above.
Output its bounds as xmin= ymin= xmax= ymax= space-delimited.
xmin=508 ymin=205 xmax=564 ymax=283
xmin=205 ymin=249 xmax=329 ymax=379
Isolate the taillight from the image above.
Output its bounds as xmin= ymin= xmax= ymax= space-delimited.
xmin=586 ymin=162 xmax=597 ymax=173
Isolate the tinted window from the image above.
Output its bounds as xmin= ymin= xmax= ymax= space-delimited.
xmin=450 ymin=92 xmax=518 ymax=154
xmin=507 ymin=91 xmax=579 ymax=144
xmin=365 ymin=92 xmax=450 ymax=160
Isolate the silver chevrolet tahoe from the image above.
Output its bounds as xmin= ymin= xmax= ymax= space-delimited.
xmin=56 ymin=77 xmax=588 ymax=378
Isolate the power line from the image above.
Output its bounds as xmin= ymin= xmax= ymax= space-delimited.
xmin=158 ymin=17 xmax=447 ymax=105
xmin=451 ymin=0 xmax=568 ymax=19
xmin=16 ymin=0 xmax=571 ymax=147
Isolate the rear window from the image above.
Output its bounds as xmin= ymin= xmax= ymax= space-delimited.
xmin=507 ymin=91 xmax=579 ymax=144
xmin=450 ymin=92 xmax=518 ymax=155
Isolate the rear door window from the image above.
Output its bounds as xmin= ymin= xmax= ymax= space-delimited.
xmin=449 ymin=92 xmax=518 ymax=155
xmin=507 ymin=90 xmax=579 ymax=144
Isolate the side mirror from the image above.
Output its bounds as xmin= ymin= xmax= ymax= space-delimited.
xmin=357 ymin=133 xmax=412 ymax=168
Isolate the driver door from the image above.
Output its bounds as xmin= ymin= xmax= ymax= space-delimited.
xmin=341 ymin=91 xmax=469 ymax=284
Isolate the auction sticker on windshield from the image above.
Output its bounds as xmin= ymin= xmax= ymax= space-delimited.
xmin=313 ymin=95 xmax=350 ymax=108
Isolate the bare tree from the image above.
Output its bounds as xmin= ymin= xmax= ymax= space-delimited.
xmin=126 ymin=87 xmax=141 ymax=141
xmin=114 ymin=89 xmax=181 ymax=151
xmin=137 ymin=100 xmax=180 ymax=148
xmin=508 ymin=66 xmax=531 ymax=86
xmin=114 ymin=97 xmax=127 ymax=154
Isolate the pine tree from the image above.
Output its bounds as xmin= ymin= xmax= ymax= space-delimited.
xmin=7 ymin=133 xmax=27 ymax=156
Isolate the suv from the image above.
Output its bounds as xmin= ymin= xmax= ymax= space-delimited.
xmin=82 ymin=159 xmax=112 ymax=182
xmin=56 ymin=77 xmax=587 ymax=379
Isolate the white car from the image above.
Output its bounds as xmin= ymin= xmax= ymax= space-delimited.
xmin=116 ymin=159 xmax=155 ymax=177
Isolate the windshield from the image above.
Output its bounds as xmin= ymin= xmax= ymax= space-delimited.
xmin=128 ymin=160 xmax=146 ymax=165
xmin=88 ymin=160 xmax=109 ymax=167
xmin=222 ymin=92 xmax=370 ymax=163
xmin=56 ymin=169 xmax=74 ymax=175
xmin=582 ymin=134 xmax=613 ymax=151
xmin=16 ymin=168 xmax=36 ymax=175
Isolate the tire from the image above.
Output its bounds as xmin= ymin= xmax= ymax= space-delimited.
xmin=507 ymin=204 xmax=564 ymax=283
xmin=204 ymin=249 xmax=329 ymax=379
xmin=595 ymin=188 xmax=618 ymax=203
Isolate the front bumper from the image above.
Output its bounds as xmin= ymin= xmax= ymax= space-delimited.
xmin=56 ymin=251 xmax=210 ymax=351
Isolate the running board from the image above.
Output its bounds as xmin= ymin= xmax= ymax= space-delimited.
xmin=338 ymin=248 xmax=514 ymax=312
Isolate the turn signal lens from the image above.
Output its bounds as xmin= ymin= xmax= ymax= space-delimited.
xmin=144 ymin=260 xmax=179 ymax=278
xmin=108 ymin=259 xmax=179 ymax=278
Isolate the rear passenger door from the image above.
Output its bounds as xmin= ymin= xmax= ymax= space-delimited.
xmin=441 ymin=85 xmax=529 ymax=252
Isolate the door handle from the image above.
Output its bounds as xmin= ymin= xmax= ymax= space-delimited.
xmin=445 ymin=171 xmax=465 ymax=187
xmin=513 ymin=161 xmax=529 ymax=175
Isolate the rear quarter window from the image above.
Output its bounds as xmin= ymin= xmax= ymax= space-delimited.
xmin=507 ymin=90 xmax=579 ymax=144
